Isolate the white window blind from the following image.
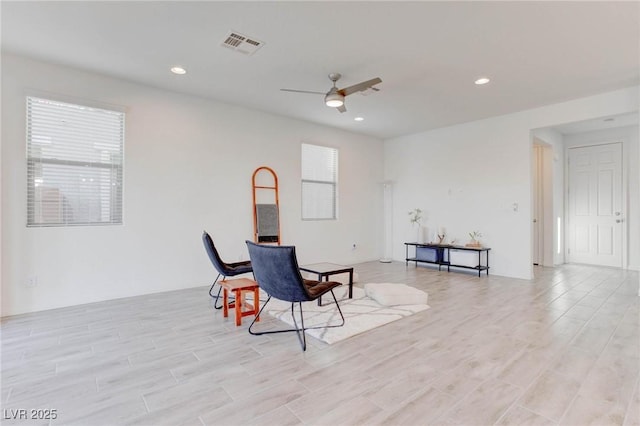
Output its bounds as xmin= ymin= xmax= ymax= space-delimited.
xmin=301 ymin=143 xmax=338 ymax=220
xmin=26 ymin=96 xmax=124 ymax=227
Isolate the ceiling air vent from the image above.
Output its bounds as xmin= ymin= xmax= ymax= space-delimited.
xmin=221 ymin=31 xmax=264 ymax=56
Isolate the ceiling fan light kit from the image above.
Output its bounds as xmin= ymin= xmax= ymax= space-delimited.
xmin=325 ymin=92 xmax=344 ymax=107
xmin=281 ymin=72 xmax=382 ymax=113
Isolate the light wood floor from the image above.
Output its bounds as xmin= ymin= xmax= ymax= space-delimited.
xmin=1 ymin=262 xmax=638 ymax=426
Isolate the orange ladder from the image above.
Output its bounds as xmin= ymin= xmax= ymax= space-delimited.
xmin=252 ymin=166 xmax=280 ymax=245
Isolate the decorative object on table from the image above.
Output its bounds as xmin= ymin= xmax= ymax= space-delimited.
xmin=466 ymin=231 xmax=483 ymax=247
xmin=421 ymin=226 xmax=431 ymax=245
xmin=432 ymin=226 xmax=446 ymax=245
xmin=408 ymin=208 xmax=424 ymax=243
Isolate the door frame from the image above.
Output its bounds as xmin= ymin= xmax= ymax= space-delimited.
xmin=533 ymin=144 xmax=543 ymax=265
xmin=565 ymin=140 xmax=628 ymax=268
xmin=532 ymin=139 xmax=554 ymax=267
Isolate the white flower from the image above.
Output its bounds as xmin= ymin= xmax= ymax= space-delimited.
xmin=408 ymin=208 xmax=423 ymax=227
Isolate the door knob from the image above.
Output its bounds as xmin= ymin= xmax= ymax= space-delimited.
xmin=616 ymin=219 xmax=622 ymax=223
xmin=615 ymin=212 xmax=621 ymax=216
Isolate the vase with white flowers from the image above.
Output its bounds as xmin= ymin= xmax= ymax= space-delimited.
xmin=408 ymin=208 xmax=424 ymax=243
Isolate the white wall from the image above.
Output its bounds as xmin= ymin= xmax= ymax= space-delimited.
xmin=384 ymin=87 xmax=639 ymax=279
xmin=1 ymin=54 xmax=384 ymax=316
xmin=563 ymin=125 xmax=640 ymax=270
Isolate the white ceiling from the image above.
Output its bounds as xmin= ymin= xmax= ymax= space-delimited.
xmin=2 ymin=1 xmax=638 ymax=139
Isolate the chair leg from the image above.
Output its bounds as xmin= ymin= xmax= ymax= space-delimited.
xmin=208 ymin=273 xmax=222 ymax=308
xmin=249 ymin=296 xmax=272 ymax=335
xmin=247 ymin=294 xmax=345 ymax=352
xmin=294 ymin=290 xmax=345 ymax=332
xmin=208 ymin=274 xmax=235 ymax=310
xmin=213 ymin=286 xmax=224 ymax=310
xmin=298 ymin=302 xmax=307 ymax=351
xmin=208 ymin=274 xmax=220 ymax=297
xmin=328 ymin=289 xmax=346 ymax=327
xmin=290 ymin=302 xmax=307 ymax=351
xmin=250 ymin=298 xmax=308 ymax=351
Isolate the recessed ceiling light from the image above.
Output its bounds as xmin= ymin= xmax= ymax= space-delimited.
xmin=354 ymin=117 xmax=364 ymax=122
xmin=171 ymin=66 xmax=187 ymax=75
xmin=474 ymin=77 xmax=490 ymax=85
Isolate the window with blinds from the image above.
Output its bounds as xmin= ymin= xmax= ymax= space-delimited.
xmin=26 ymin=96 xmax=124 ymax=227
xmin=301 ymin=143 xmax=338 ymax=220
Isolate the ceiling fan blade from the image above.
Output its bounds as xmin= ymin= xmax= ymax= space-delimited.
xmin=337 ymin=104 xmax=347 ymax=113
xmin=280 ymin=88 xmax=325 ymax=95
xmin=338 ymin=77 xmax=382 ymax=96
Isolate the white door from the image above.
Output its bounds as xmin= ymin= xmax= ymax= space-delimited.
xmin=568 ymin=143 xmax=623 ymax=267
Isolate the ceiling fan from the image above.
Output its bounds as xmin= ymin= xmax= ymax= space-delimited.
xmin=280 ymin=73 xmax=382 ymax=113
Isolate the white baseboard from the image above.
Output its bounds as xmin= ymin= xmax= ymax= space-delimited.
xmin=627 ymin=264 xmax=640 ymax=271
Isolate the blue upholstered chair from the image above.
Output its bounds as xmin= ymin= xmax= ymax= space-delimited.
xmin=202 ymin=231 xmax=253 ymax=309
xmin=246 ymin=241 xmax=344 ymax=351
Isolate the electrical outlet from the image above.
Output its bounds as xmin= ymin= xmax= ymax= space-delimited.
xmin=26 ymin=275 xmax=38 ymax=288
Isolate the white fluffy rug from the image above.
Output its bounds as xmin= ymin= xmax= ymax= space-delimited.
xmin=250 ymin=285 xmax=429 ymax=345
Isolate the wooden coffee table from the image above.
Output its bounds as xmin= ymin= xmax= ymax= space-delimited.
xmin=299 ymin=262 xmax=353 ymax=306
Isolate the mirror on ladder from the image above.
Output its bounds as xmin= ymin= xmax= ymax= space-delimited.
xmin=252 ymin=166 xmax=280 ymax=245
